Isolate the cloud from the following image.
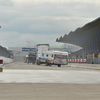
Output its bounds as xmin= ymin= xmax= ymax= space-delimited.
xmin=0 ymin=31 xmax=61 ymax=47
xmin=0 ymin=0 xmax=100 ymax=47
xmin=14 ymin=0 xmax=100 ymax=4
xmin=0 ymin=0 xmax=13 ymax=6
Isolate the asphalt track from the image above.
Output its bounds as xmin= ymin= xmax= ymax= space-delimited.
xmin=0 ymin=62 xmax=100 ymax=100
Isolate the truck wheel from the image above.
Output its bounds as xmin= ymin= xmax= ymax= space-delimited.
xmin=45 ymin=61 xmax=48 ymax=66
xmin=37 ymin=62 xmax=40 ymax=65
xmin=49 ymin=64 xmax=52 ymax=67
xmin=58 ymin=64 xmax=61 ymax=67
xmin=45 ymin=63 xmax=48 ymax=66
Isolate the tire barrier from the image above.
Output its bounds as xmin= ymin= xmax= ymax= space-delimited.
xmin=0 ymin=60 xmax=3 ymax=72
xmin=68 ymin=59 xmax=86 ymax=63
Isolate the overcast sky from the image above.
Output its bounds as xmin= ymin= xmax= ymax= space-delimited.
xmin=0 ymin=0 xmax=100 ymax=47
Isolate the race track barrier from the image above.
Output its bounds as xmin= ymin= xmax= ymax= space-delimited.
xmin=0 ymin=56 xmax=14 ymax=64
xmin=68 ymin=59 xmax=87 ymax=63
xmin=0 ymin=60 xmax=3 ymax=72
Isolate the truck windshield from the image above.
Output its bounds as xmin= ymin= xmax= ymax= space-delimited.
xmin=54 ymin=55 xmax=67 ymax=59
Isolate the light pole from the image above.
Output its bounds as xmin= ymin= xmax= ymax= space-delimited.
xmin=27 ymin=41 xmax=30 ymax=48
xmin=31 ymin=40 xmax=36 ymax=48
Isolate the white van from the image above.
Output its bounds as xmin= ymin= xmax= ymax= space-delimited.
xmin=37 ymin=50 xmax=68 ymax=67
xmin=36 ymin=44 xmax=50 ymax=59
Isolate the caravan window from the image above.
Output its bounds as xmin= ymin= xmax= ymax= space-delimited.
xmin=42 ymin=54 xmax=44 ymax=56
xmin=46 ymin=54 xmax=48 ymax=57
xmin=54 ymin=55 xmax=67 ymax=59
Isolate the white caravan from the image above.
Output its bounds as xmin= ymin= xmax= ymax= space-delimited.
xmin=37 ymin=50 xmax=68 ymax=67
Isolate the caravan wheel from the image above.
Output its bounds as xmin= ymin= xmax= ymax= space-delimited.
xmin=45 ymin=62 xmax=48 ymax=66
xmin=58 ymin=64 xmax=61 ymax=67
